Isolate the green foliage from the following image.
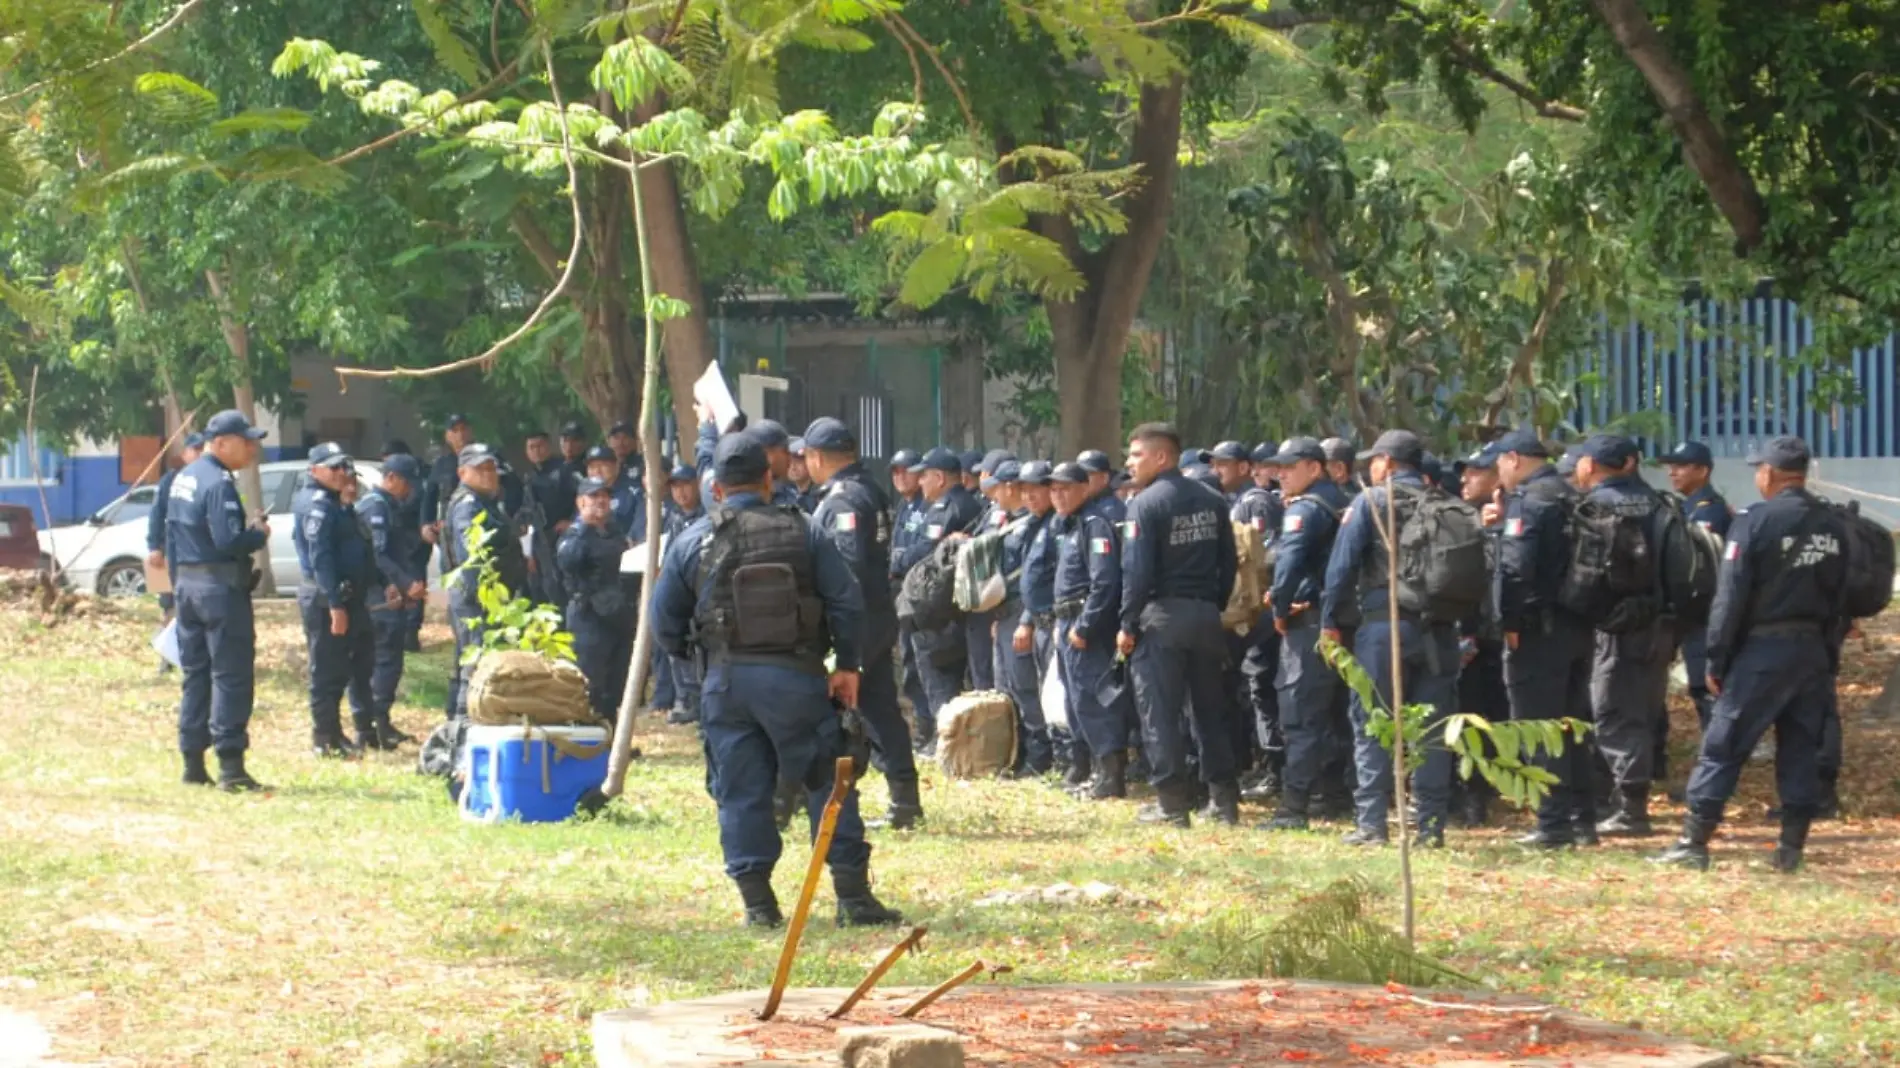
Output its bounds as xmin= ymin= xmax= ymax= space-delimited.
xmin=448 ymin=510 xmax=575 ymax=665
xmin=1203 ymin=876 xmax=1478 ymax=987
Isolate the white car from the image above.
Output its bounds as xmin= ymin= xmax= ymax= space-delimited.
xmin=39 ymin=460 xmax=408 ymax=597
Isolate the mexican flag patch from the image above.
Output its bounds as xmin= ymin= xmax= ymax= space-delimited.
xmin=927 ymin=523 xmax=944 ymax=539
xmin=1283 ymin=514 xmax=1303 ymax=533
xmin=1725 ymin=540 xmax=1741 ymax=561
xmin=1505 ymin=517 xmax=1525 ymax=537
xmin=1122 ymin=520 xmax=1139 ymax=539
xmin=1091 ymin=537 xmax=1112 ymax=555
xmin=835 ymin=512 xmax=858 ymax=532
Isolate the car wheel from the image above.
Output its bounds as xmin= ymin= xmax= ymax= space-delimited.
xmin=96 ymin=559 xmax=148 ymax=598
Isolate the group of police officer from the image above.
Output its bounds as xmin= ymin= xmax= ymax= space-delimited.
xmin=151 ymin=399 xmax=1855 ymax=919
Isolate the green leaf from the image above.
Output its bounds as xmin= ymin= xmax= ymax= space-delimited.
xmin=412 ymin=0 xmax=488 ymax=87
xmin=895 ymin=237 xmax=969 ymax=308
xmin=206 ymin=108 xmax=315 ymax=138
xmin=647 ymin=294 xmax=693 ymax=322
xmin=134 ymin=72 xmax=220 ymax=125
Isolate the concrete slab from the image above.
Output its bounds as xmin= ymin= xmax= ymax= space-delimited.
xmin=593 ymin=982 xmax=1734 ymax=1068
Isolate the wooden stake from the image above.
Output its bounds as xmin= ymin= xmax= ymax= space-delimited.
xmin=897 ymin=961 xmax=1011 ymax=1019
xmin=827 ymin=926 xmax=928 ymax=1019
xmin=759 ymin=756 xmax=857 ymax=1021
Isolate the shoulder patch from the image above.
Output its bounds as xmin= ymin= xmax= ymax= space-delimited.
xmin=835 ymin=512 xmax=858 ymax=532
xmin=1122 ymin=520 xmax=1139 ymax=540
xmin=1724 ymin=540 xmax=1742 ymax=561
xmin=1090 ymin=536 xmax=1112 ymax=555
xmin=926 ymin=523 xmax=944 ymax=539
xmin=1282 ymin=514 xmax=1303 ymax=533
xmin=1505 ymin=517 xmax=1526 ymax=537
xmin=1251 ymin=516 xmax=1267 ymax=532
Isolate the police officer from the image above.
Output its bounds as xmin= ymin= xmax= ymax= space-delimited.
xmin=1256 ymin=438 xmax=1347 ymax=831
xmin=384 ymin=441 xmax=430 ymax=653
xmin=654 ymin=464 xmax=708 ymax=726
xmin=1321 ymin=439 xmax=1359 ymax=497
xmin=526 ymin=431 xmax=573 ymax=527
xmin=888 ymin=449 xmax=931 ymax=739
xmin=559 ymin=477 xmax=635 ymax=724
xmin=1659 ymin=441 xmax=1733 ymax=732
xmin=292 ymin=444 xmax=378 ymax=757
xmin=167 ymin=410 xmax=272 ymax=792
xmin=959 ymin=449 xmax=985 ymax=495
xmin=1320 ymin=430 xmax=1460 ymax=847
xmin=1572 ymin=433 xmax=1673 ymax=838
xmin=1051 ymin=462 xmax=1132 ymax=797
xmin=608 ymin=419 xmax=641 ymax=472
xmin=419 ymin=413 xmax=472 ymax=567
xmin=442 ymin=444 xmax=528 ymax=719
xmin=146 ymin=432 xmax=206 ymax=656
xmin=1010 ymin=460 xmax=1060 ymax=777
xmin=1077 ymin=450 xmax=1119 ymax=512
xmin=803 ymin=417 xmax=924 ymax=829
xmin=986 ymin=461 xmax=1052 ymax=772
xmin=891 ymin=447 xmax=983 ymax=750
xmin=787 ymin=437 xmax=823 ymax=513
xmin=1452 ymin=442 xmax=1505 ymax=828
xmin=1655 ymin=436 xmax=1845 ymax=872
xmin=558 ymin=421 xmax=592 ymax=496
xmin=1231 ymin=443 xmax=1285 ymax=802
xmin=963 ymin=462 xmax=1019 ymax=693
xmin=1120 ymin=423 xmax=1241 ymax=826
xmin=358 ymin=453 xmax=425 ymax=750
xmin=650 ymin=431 xmax=904 ymax=928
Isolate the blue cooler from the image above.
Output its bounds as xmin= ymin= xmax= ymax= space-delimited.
xmin=458 ymin=723 xmax=611 ymax=824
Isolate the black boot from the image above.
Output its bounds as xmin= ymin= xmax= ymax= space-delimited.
xmin=1773 ymin=813 xmax=1812 ymax=874
xmin=1240 ymin=765 xmax=1283 ymax=804
xmin=772 ymin=780 xmax=804 ymax=831
xmin=736 ymin=872 xmax=783 ymax=929
xmin=1063 ymin=747 xmax=1095 ymax=794
xmin=1137 ymin=783 xmax=1193 ymax=828
xmin=1460 ymin=790 xmax=1490 ymax=829
xmin=1202 ymin=780 xmax=1241 ymax=826
xmin=833 ymin=866 xmax=904 ymax=927
xmin=1517 ymin=827 xmax=1574 ymax=850
xmin=312 ymin=731 xmax=362 ymax=760
xmin=1089 ymin=750 xmax=1128 ymax=800
xmin=1650 ymin=813 xmax=1719 ymax=870
xmin=367 ymin=717 xmax=415 ymax=750
xmin=216 ymin=751 xmax=270 ymax=793
xmin=1596 ymin=785 xmax=1654 ymax=837
xmin=1313 ymin=784 xmax=1355 ymax=821
xmin=885 ymin=778 xmax=924 ymax=831
xmin=1259 ymin=791 xmax=1309 ymax=832
xmin=666 ymin=706 xmax=700 ymax=726
xmin=1571 ymin=811 xmax=1601 ymax=847
xmin=181 ymin=750 xmax=213 ymax=787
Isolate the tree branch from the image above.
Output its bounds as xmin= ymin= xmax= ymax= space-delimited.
xmin=0 ymin=0 xmax=208 ymax=107
xmin=1484 ymin=259 xmax=1567 ymax=427
xmin=1390 ymin=0 xmax=1586 ymax=122
xmin=887 ymin=13 xmax=979 ymax=138
xmin=1207 ymin=3 xmax=1336 ymax=30
xmin=509 ymin=206 xmax=564 ymax=283
xmin=324 ymin=58 xmax=521 ymax=167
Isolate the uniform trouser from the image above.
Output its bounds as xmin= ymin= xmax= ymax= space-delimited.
xmin=1680 ymin=625 xmax=1714 ymax=730
xmin=1056 ymin=617 xmax=1132 ymax=760
xmin=906 ymin=621 xmax=966 ymax=739
xmin=570 ymin=607 xmax=635 ymax=723
xmin=701 ymin=662 xmax=872 ymax=879
xmin=1504 ymin=618 xmax=1597 ymax=834
xmin=1456 ymin=637 xmax=1507 ymax=802
xmin=175 ymin=572 xmax=255 ymax=756
xmin=447 ymin=592 xmax=484 ymax=719
xmin=650 ymin=642 xmax=678 ymax=709
xmin=1347 ymin=619 xmax=1459 ymax=835
xmin=1590 ymin=620 xmax=1673 ymax=792
xmin=860 ymin=640 xmax=918 ymax=788
xmin=1321 ymin=624 xmax=1358 ymax=795
xmin=1129 ymin=598 xmax=1239 ymax=790
xmin=993 ymin=603 xmax=1051 ymax=767
xmin=670 ymin=653 xmax=703 ymax=716
xmin=1276 ymin=617 xmax=1340 ymax=806
xmin=1685 ymin=630 xmax=1832 ymax=821
xmin=369 ymin=595 xmax=409 ymax=719
xmin=298 ymin=586 xmax=375 ymax=739
xmin=1240 ymin=625 xmax=1282 ymax=770
xmin=898 ymin=621 xmax=929 ymax=725
xmin=964 ymin=608 xmax=997 ymax=691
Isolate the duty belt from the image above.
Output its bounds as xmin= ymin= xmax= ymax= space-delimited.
xmin=1753 ymin=620 xmax=1825 ymax=636
xmin=1053 ymin=598 xmax=1084 ymax=621
xmin=174 ymin=562 xmax=247 ymax=584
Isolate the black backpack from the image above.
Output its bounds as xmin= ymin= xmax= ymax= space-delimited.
xmin=1557 ymin=495 xmax=1656 ymax=629
xmin=898 ymin=538 xmax=961 ymax=631
xmin=1830 ymin=499 xmax=1896 ymax=619
xmin=1654 ymin=492 xmax=1722 ymax=627
xmin=1390 ymin=484 xmax=1489 ymax=623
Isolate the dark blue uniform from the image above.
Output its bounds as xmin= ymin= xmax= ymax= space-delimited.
xmin=648 ymin=492 xmax=869 ymax=880
xmin=811 ymin=465 xmax=919 ymax=816
xmin=419 ymin=452 xmax=459 ymax=551
xmin=796 ymin=482 xmax=824 ymax=514
xmin=994 ymin=505 xmax=1052 ymax=772
xmin=1496 ymin=466 xmax=1598 ymax=840
xmin=1584 ymin=473 xmax=1675 ymax=809
xmin=1267 ymin=480 xmax=1347 ymax=817
xmin=891 ymin=490 xmax=930 ymax=737
xmin=167 ymin=455 xmax=266 ymax=758
xmin=693 ymin=421 xmax=802 ymax=510
xmin=148 ymin=467 xmax=179 ymax=616
xmin=1231 ymin=485 xmax=1284 ymax=778
xmin=442 ymin=486 xmax=527 ymax=719
xmin=1321 ymin=472 xmax=1460 ymax=841
xmin=1054 ymin=493 xmax=1133 ymax=772
xmin=651 ymin=500 xmax=706 ymax=719
xmin=358 ymin=485 xmax=422 ymax=733
xmin=558 ymin=519 xmax=633 ymax=722
xmin=293 ymin=482 xmax=379 ymax=745
xmin=1676 ymin=485 xmax=1733 ymax=729
xmin=1121 ymin=469 xmax=1239 ymax=803
xmin=891 ymin=484 xmax=984 ymax=742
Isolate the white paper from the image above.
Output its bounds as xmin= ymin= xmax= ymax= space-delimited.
xmin=693 ymin=363 xmax=741 ymax=431
xmin=1040 ymin=653 xmax=1068 ymax=730
xmin=153 ymin=619 xmax=181 ymax=669
xmin=619 ymin=535 xmax=669 ymax=574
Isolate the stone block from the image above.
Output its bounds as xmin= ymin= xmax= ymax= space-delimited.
xmin=837 ymin=1024 xmax=966 ymax=1068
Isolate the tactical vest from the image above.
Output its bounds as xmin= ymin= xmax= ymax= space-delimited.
xmin=693 ymin=503 xmax=828 ymax=674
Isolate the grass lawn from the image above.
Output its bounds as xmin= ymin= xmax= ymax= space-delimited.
xmin=2 ymin=593 xmax=1898 ymax=1067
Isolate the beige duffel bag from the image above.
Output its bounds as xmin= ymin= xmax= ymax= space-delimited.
xmin=936 ymin=690 xmax=1018 ymax=779
xmin=466 ymin=651 xmax=598 ymax=728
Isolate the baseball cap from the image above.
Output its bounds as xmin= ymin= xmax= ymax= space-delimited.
xmin=182 ymin=432 xmax=206 ymax=450
xmin=1464 ymin=442 xmax=1502 ymax=471
xmin=1184 ymin=463 xmax=1221 ymax=490
xmin=1745 ymin=435 xmax=1811 ymax=473
xmin=1049 ymin=462 xmax=1088 ymax=485
xmin=1076 ymin=450 xmax=1113 ymax=475
xmin=1358 ymin=429 xmax=1424 ymax=466
xmin=958 ymin=449 xmax=985 ymax=474
xmin=1660 ymin=441 xmax=1715 ymax=467
xmin=584 ymin=444 xmax=616 ymax=464
xmin=668 ymin=464 xmax=696 ymax=483
xmin=1555 ymin=451 xmax=1579 ymax=477
xmin=1576 ymin=433 xmax=1638 ymax=467
xmin=992 ymin=460 xmax=1022 ymax=484
xmin=890 ymin=448 xmax=922 ymax=470
xmin=307 ymin=442 xmax=352 ymax=470
xmin=1209 ymin=440 xmax=1250 ymax=462
xmin=575 ymin=476 xmax=612 ymax=497
xmin=803 ymin=417 xmax=856 ymax=452
xmin=1494 ymin=429 xmax=1549 ymax=458
xmin=788 ymin=437 xmax=807 ymax=457
xmin=1019 ymin=461 xmax=1053 ymax=485
xmin=559 ymin=421 xmax=588 ymax=439
xmin=1185 ymin=447 xmax=1213 ymax=467
xmin=1267 ymin=436 xmax=1326 ymax=466
xmin=608 ymin=419 xmax=635 ymax=437
xmin=918 ymin=447 xmax=962 ymax=474
xmin=1321 ymin=437 xmax=1356 ymax=464
xmin=443 ymin=412 xmax=470 ymax=429
xmin=457 ymin=443 xmax=500 ymax=468
xmin=204 ymin=409 xmax=268 ymax=441
xmin=382 ymin=453 xmax=422 ymax=481
xmin=750 ymin=419 xmax=791 ymax=449
xmin=713 ymin=432 xmax=770 ymax=485
xmin=1250 ymin=443 xmax=1278 ymax=465
xmin=979 ymin=448 xmax=1017 ymax=475
xmin=381 ymin=439 xmax=411 ymax=457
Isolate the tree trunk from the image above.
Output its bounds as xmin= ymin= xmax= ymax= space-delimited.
xmin=636 ymin=150 xmax=718 ymax=450
xmin=1034 ymin=78 xmax=1186 ymax=457
xmin=205 ymin=269 xmax=275 ymax=597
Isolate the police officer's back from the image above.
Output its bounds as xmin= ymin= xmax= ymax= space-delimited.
xmin=358 ymin=453 xmax=425 ymax=749
xmin=649 ymin=431 xmax=902 ymax=929
xmin=1660 ymin=441 xmax=1733 ymax=729
xmin=166 ymin=410 xmax=272 ymax=792
xmin=442 ymin=444 xmax=527 ymax=719
xmin=293 ymin=444 xmax=381 ymax=757
xmin=559 ymin=477 xmax=635 ymax=722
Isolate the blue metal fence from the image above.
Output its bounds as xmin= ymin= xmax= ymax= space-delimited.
xmin=1568 ymin=297 xmax=1899 ymax=458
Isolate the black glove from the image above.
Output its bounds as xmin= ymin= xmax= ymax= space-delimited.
xmin=838 ymin=704 xmax=871 ymax=778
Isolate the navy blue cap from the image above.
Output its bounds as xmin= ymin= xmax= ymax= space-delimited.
xmin=1210 ymin=440 xmax=1250 ymax=462
xmin=1250 ymin=443 xmax=1277 ymax=464
xmin=1049 ymin=462 xmax=1088 ymax=485
xmin=890 ymin=448 xmax=922 ymax=469
xmin=1321 ymin=437 xmax=1356 ymax=464
xmin=382 ymin=439 xmax=411 ymax=457
xmin=1494 ymin=429 xmax=1549 ymax=458
xmin=713 ymin=432 xmax=770 ymax=485
xmin=1267 ymin=436 xmax=1326 ymax=466
xmin=750 ymin=419 xmax=790 ymax=449
xmin=560 ymin=421 xmax=588 ymax=439
xmin=584 ymin=444 xmax=616 ymax=464
xmin=382 ymin=453 xmax=422 ymax=481
xmin=1184 ymin=463 xmax=1221 ymax=490
xmin=608 ymin=419 xmax=635 ymax=437
xmin=182 ymin=432 xmax=205 ymax=450
xmin=803 ymin=417 xmax=856 ymax=452
xmin=1556 ymin=451 xmax=1579 ymax=476
xmin=979 ymin=448 xmax=1017 ymax=475
xmin=1358 ymin=429 xmax=1424 ymax=466
xmin=668 ymin=464 xmax=696 ymax=483
xmin=958 ymin=449 xmax=985 ymax=474
xmin=1185 ymin=448 xmax=1213 ymax=467
xmin=1660 ymin=441 xmax=1715 ymax=467
xmin=204 ymin=409 xmax=268 ymax=441
xmin=1019 ymin=461 xmax=1053 ymax=485
xmin=788 ymin=437 xmax=807 ymax=456
xmin=918 ymin=447 xmax=961 ymax=473
xmin=457 ymin=443 xmax=499 ymax=468
xmin=992 ymin=460 xmax=1022 ymax=483
xmin=308 ymin=442 xmax=352 ymax=469
xmin=1576 ymin=433 xmax=1638 ymax=467
xmin=1110 ymin=470 xmax=1132 ymax=490
xmin=1745 ymin=435 xmax=1810 ymax=473
xmin=575 ymin=476 xmax=612 ymax=496
xmin=1076 ymin=450 xmax=1113 ymax=474
xmin=1464 ymin=442 xmax=1502 ymax=471
xmin=443 ymin=412 xmax=469 ymax=429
